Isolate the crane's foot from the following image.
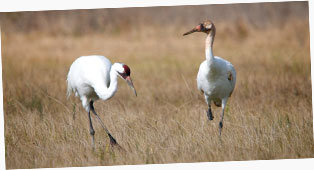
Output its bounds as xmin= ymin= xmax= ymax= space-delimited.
xmin=207 ymin=108 xmax=214 ymax=120
xmin=107 ymin=133 xmax=126 ymax=152
xmin=108 ymin=133 xmax=117 ymax=145
xmin=218 ymin=121 xmax=223 ymax=136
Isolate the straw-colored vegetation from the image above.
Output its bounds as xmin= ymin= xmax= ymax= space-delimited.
xmin=2 ymin=2 xmax=313 ymax=169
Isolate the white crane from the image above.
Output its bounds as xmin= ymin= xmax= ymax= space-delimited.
xmin=183 ymin=20 xmax=236 ymax=136
xmin=67 ymin=55 xmax=137 ymax=148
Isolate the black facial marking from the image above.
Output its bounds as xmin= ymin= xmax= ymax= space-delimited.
xmin=200 ymin=24 xmax=204 ymax=30
xmin=123 ymin=65 xmax=131 ymax=76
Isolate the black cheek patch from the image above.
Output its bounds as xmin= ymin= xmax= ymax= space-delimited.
xmin=123 ymin=65 xmax=131 ymax=76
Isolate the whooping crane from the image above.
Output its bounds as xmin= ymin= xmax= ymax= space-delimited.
xmin=183 ymin=20 xmax=236 ymax=136
xmin=67 ymin=55 xmax=137 ymax=148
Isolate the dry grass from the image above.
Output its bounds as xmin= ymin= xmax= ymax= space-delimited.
xmin=2 ymin=17 xmax=313 ymax=168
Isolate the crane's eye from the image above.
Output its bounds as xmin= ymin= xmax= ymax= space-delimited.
xmin=200 ymin=24 xmax=204 ymax=30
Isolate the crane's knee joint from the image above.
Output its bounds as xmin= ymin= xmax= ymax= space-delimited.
xmin=90 ymin=129 xmax=95 ymax=136
xmin=219 ymin=121 xmax=223 ymax=129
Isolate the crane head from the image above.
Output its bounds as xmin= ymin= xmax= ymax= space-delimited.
xmin=183 ymin=20 xmax=215 ymax=36
xmin=115 ymin=63 xmax=137 ymax=97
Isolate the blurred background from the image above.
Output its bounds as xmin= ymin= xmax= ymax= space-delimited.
xmin=0 ymin=1 xmax=309 ymax=35
xmin=1 ymin=1 xmax=312 ymax=169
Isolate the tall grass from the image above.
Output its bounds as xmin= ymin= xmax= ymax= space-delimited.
xmin=2 ymin=2 xmax=313 ymax=169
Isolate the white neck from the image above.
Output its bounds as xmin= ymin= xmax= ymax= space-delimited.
xmin=205 ymin=30 xmax=215 ymax=63
xmin=98 ymin=67 xmax=118 ymax=101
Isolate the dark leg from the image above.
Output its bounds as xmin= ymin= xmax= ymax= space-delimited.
xmin=89 ymin=101 xmax=118 ymax=146
xmin=207 ymin=106 xmax=214 ymax=120
xmin=88 ymin=111 xmax=96 ymax=149
xmin=204 ymin=95 xmax=213 ymax=120
xmin=219 ymin=121 xmax=223 ymax=136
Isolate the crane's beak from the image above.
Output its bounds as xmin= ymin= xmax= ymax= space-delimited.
xmin=125 ymin=76 xmax=137 ymax=97
xmin=183 ymin=25 xmax=201 ymax=36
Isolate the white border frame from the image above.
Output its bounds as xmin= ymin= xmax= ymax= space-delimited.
xmin=0 ymin=0 xmax=307 ymax=12
xmin=0 ymin=0 xmax=313 ymax=170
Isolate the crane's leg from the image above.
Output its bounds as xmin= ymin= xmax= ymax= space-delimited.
xmin=205 ymin=95 xmax=214 ymax=120
xmin=81 ymin=96 xmax=95 ymax=149
xmin=89 ymin=101 xmax=118 ymax=146
xmin=219 ymin=98 xmax=228 ymax=136
xmin=88 ymin=111 xmax=96 ymax=149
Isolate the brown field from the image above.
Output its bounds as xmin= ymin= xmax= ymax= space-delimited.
xmin=1 ymin=2 xmax=314 ymax=169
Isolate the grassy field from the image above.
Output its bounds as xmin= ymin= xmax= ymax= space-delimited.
xmin=2 ymin=3 xmax=314 ymax=169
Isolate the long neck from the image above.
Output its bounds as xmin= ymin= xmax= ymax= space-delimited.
xmin=98 ymin=68 xmax=118 ymax=101
xmin=205 ymin=29 xmax=215 ymax=63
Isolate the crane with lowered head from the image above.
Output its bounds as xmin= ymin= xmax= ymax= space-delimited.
xmin=67 ymin=55 xmax=137 ymax=149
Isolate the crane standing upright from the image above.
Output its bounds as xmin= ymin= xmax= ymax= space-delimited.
xmin=183 ymin=20 xmax=236 ymax=136
xmin=67 ymin=55 xmax=137 ymax=148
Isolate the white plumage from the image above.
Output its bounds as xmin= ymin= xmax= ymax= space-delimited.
xmin=67 ymin=55 xmax=136 ymax=148
xmin=184 ymin=20 xmax=236 ymax=135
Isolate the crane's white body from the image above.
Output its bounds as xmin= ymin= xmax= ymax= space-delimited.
xmin=67 ymin=55 xmax=118 ymax=111
xmin=197 ymin=56 xmax=236 ymax=106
